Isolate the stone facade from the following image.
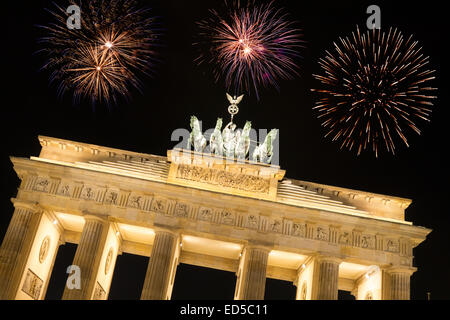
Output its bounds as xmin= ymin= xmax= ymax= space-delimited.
xmin=0 ymin=136 xmax=431 ymax=300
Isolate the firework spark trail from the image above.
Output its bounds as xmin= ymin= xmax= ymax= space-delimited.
xmin=38 ymin=0 xmax=160 ymax=106
xmin=196 ymin=0 xmax=304 ymax=99
xmin=67 ymin=45 xmax=129 ymax=105
xmin=312 ymin=26 xmax=437 ymax=157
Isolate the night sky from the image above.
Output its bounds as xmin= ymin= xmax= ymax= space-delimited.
xmin=1 ymin=0 xmax=448 ymax=300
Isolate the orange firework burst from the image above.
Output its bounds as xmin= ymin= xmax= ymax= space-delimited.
xmin=312 ymin=26 xmax=437 ymax=157
xmin=67 ymin=45 xmax=129 ymax=105
xmin=38 ymin=0 xmax=160 ymax=107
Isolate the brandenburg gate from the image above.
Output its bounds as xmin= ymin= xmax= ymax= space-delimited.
xmin=0 ymin=134 xmax=430 ymax=300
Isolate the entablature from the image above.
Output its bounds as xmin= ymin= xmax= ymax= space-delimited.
xmin=10 ymin=156 xmax=431 ymax=269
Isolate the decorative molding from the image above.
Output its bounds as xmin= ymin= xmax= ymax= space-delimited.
xmin=38 ymin=236 xmax=51 ymax=264
xmin=93 ymin=282 xmax=106 ymax=300
xmin=21 ymin=269 xmax=43 ymax=300
xmin=105 ymin=248 xmax=114 ymax=275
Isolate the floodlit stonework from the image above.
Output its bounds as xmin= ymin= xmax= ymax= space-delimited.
xmin=0 ymin=136 xmax=431 ymax=300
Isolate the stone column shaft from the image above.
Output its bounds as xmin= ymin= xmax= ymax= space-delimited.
xmin=312 ymin=257 xmax=340 ymax=300
xmin=62 ymin=217 xmax=108 ymax=300
xmin=382 ymin=267 xmax=414 ymax=300
xmin=0 ymin=206 xmax=41 ymax=300
xmin=236 ymin=247 xmax=269 ymax=300
xmin=141 ymin=231 xmax=178 ymax=300
xmin=390 ymin=273 xmax=410 ymax=300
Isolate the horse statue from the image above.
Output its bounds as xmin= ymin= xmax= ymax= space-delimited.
xmin=210 ymin=118 xmax=224 ymax=156
xmin=235 ymin=121 xmax=252 ymax=160
xmin=252 ymin=129 xmax=278 ymax=163
xmin=187 ymin=116 xmax=206 ymax=152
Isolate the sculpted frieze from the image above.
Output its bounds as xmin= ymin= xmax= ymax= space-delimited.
xmin=361 ymin=234 xmax=375 ymax=249
xmin=21 ymin=269 xmax=43 ymax=300
xmin=33 ymin=177 xmax=50 ymax=193
xmin=246 ymin=214 xmax=259 ymax=229
xmin=292 ymin=223 xmax=306 ymax=237
xmin=151 ymin=198 xmax=168 ymax=214
xmin=175 ymin=202 xmax=189 ymax=218
xmin=57 ymin=181 xmax=73 ymax=197
xmin=127 ymin=193 xmax=143 ymax=210
xmin=104 ymin=189 xmax=119 ymax=205
xmin=221 ymin=210 xmax=236 ymax=226
xmin=385 ymin=239 xmax=400 ymax=253
xmin=339 ymin=232 xmax=351 ymax=245
xmin=176 ymin=164 xmax=270 ymax=194
xmin=24 ymin=174 xmax=410 ymax=257
xmin=80 ymin=185 xmax=100 ymax=201
xmin=316 ymin=227 xmax=329 ymax=241
xmin=269 ymin=219 xmax=282 ymax=233
xmin=198 ymin=207 xmax=214 ymax=222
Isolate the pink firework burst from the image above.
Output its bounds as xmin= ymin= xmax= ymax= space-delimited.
xmin=197 ymin=1 xmax=304 ymax=99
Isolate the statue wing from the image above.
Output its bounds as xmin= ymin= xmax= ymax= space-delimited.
xmin=235 ymin=94 xmax=244 ymax=104
xmin=226 ymin=93 xmax=233 ymax=104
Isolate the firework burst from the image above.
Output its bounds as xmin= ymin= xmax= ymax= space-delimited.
xmin=196 ymin=0 xmax=304 ymax=99
xmin=67 ymin=45 xmax=130 ymax=104
xmin=38 ymin=0 xmax=160 ymax=106
xmin=312 ymin=26 xmax=437 ymax=157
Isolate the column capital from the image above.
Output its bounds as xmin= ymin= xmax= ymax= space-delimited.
xmin=245 ymin=241 xmax=272 ymax=252
xmin=82 ymin=214 xmax=109 ymax=224
xmin=384 ymin=266 xmax=417 ymax=276
xmin=10 ymin=198 xmax=41 ymax=213
xmin=314 ymin=254 xmax=343 ymax=265
xmin=153 ymin=225 xmax=181 ymax=237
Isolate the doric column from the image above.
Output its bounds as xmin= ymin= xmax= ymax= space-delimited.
xmin=0 ymin=204 xmax=41 ymax=300
xmin=62 ymin=215 xmax=111 ymax=300
xmin=311 ymin=256 xmax=341 ymax=300
xmin=384 ymin=267 xmax=416 ymax=300
xmin=234 ymin=245 xmax=269 ymax=300
xmin=140 ymin=230 xmax=180 ymax=300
